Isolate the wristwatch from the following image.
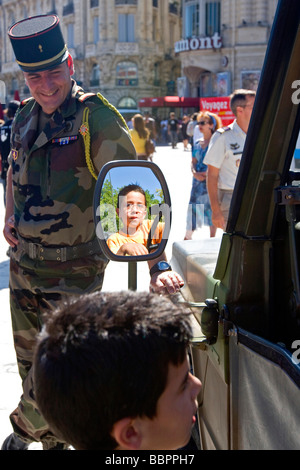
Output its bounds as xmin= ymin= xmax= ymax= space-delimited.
xmin=150 ymin=261 xmax=172 ymax=277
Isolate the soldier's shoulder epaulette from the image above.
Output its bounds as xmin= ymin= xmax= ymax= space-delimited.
xmin=78 ymin=92 xmax=97 ymax=102
xmin=20 ymin=97 xmax=34 ymax=108
xmin=217 ymin=126 xmax=231 ymax=134
xmin=78 ymin=91 xmax=129 ymax=132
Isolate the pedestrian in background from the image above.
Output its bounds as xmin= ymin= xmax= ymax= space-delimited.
xmin=0 ymin=100 xmax=20 ymax=206
xmin=193 ymin=112 xmax=204 ymax=148
xmin=168 ymin=112 xmax=179 ymax=149
xmin=144 ymin=111 xmax=157 ymax=144
xmin=204 ymin=89 xmax=256 ymax=230
xmin=181 ymin=114 xmax=190 ymax=151
xmin=184 ymin=111 xmax=222 ymax=240
xmin=186 ymin=112 xmax=199 ymax=153
xmin=160 ymin=117 xmax=169 ymax=145
xmin=130 ymin=113 xmax=151 ymax=160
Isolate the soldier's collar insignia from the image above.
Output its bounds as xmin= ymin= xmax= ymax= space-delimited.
xmin=12 ymin=149 xmax=19 ymax=161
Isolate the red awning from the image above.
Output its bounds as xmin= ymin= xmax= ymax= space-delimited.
xmin=138 ymin=97 xmax=152 ymax=107
xmin=149 ymin=97 xmax=165 ymax=106
xmin=164 ymin=96 xmax=199 ymax=107
xmin=139 ymin=96 xmax=199 ymax=108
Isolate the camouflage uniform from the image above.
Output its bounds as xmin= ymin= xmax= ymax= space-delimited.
xmin=8 ymin=80 xmax=136 ymax=448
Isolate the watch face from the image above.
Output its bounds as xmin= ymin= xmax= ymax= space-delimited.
xmin=158 ymin=261 xmax=171 ymax=270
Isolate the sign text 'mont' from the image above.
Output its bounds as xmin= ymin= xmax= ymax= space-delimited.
xmin=175 ymin=32 xmax=222 ymax=53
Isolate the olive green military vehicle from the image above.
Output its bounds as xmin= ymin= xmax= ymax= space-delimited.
xmin=171 ymin=0 xmax=300 ymax=450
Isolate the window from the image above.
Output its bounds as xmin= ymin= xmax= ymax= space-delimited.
xmin=116 ymin=61 xmax=138 ymax=86
xmin=36 ymin=1 xmax=41 ymax=15
xmin=90 ymin=64 xmax=100 ymax=87
xmin=185 ymin=3 xmax=199 ymax=37
xmin=93 ymin=16 xmax=100 ymax=43
xmin=117 ymin=97 xmax=137 ymax=109
xmin=115 ymin=0 xmax=137 ymax=4
xmin=63 ymin=2 xmax=74 ymax=16
xmin=67 ymin=23 xmax=75 ymax=48
xmin=205 ymin=1 xmax=220 ymax=36
xmin=184 ymin=0 xmax=220 ymax=38
xmin=118 ymin=14 xmax=135 ymax=42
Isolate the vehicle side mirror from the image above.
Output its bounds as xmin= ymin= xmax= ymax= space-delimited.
xmin=93 ymin=160 xmax=172 ymax=262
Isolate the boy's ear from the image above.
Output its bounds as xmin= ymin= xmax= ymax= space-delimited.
xmin=111 ymin=418 xmax=142 ymax=450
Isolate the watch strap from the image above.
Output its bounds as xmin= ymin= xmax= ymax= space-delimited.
xmin=150 ymin=262 xmax=172 ymax=277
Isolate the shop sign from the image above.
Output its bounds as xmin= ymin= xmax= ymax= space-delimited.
xmin=175 ymin=33 xmax=222 ymax=53
xmin=200 ymin=96 xmax=235 ymax=126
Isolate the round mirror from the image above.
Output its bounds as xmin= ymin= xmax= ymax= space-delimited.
xmin=93 ymin=160 xmax=172 ymax=262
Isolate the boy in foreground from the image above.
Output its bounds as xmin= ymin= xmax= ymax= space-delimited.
xmin=33 ymin=291 xmax=201 ymax=450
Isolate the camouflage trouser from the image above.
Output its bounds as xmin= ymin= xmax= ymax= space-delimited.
xmin=8 ymin=248 xmax=108 ymax=449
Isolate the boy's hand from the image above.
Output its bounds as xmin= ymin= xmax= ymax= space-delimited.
xmin=116 ymin=242 xmax=149 ymax=256
xmin=150 ymin=271 xmax=184 ymax=295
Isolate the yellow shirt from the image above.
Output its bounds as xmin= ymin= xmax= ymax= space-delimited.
xmin=107 ymin=220 xmax=164 ymax=254
xmin=130 ymin=129 xmax=147 ymax=155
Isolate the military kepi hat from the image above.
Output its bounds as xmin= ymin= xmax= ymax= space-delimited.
xmin=8 ymin=15 xmax=68 ymax=72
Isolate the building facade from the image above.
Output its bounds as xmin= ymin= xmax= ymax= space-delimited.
xmin=177 ymin=0 xmax=279 ymax=98
xmin=0 ymin=0 xmax=181 ymax=115
xmin=0 ymin=0 xmax=281 ymax=119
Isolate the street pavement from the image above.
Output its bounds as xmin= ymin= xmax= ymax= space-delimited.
xmin=0 ymin=142 xmax=222 ymax=450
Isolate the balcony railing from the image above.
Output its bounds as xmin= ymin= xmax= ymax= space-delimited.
xmin=115 ymin=0 xmax=137 ymax=5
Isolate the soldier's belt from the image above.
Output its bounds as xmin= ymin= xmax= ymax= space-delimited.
xmin=18 ymin=237 xmax=101 ymax=262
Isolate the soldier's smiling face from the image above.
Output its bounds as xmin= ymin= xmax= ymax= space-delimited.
xmin=23 ymin=57 xmax=74 ymax=115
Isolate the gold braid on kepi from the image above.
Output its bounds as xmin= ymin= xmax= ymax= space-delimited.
xmin=80 ymin=93 xmax=129 ymax=180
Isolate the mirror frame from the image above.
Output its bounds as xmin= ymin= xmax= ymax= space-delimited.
xmin=93 ymin=160 xmax=172 ymax=262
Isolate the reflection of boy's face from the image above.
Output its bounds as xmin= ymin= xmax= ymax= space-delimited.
xmin=117 ymin=191 xmax=147 ymax=231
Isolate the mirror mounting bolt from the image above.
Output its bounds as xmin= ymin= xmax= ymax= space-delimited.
xmin=201 ymin=299 xmax=219 ymax=342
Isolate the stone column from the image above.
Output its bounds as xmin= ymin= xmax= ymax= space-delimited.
xmin=138 ymin=0 xmax=146 ymax=41
xmin=238 ymin=0 xmax=252 ymax=24
xmin=107 ymin=0 xmax=115 ymax=41
xmin=183 ymin=66 xmax=203 ymax=97
xmin=255 ymin=0 xmax=268 ymax=23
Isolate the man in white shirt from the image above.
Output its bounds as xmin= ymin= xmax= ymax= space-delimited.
xmin=204 ymin=89 xmax=256 ymax=230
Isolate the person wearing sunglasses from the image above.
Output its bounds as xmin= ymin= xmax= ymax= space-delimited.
xmin=184 ymin=111 xmax=222 ymax=240
xmin=203 ymin=89 xmax=256 ymax=230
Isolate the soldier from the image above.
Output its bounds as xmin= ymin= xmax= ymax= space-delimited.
xmin=1 ymin=14 xmax=181 ymax=451
xmin=204 ymin=89 xmax=256 ymax=230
